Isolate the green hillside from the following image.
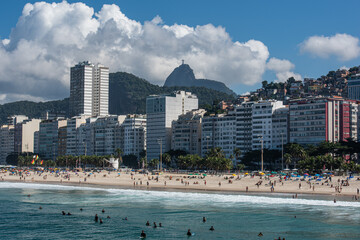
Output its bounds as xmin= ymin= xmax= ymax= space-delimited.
xmin=0 ymin=72 xmax=235 ymax=124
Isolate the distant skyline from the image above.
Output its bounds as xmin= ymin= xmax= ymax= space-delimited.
xmin=0 ymin=0 xmax=360 ymax=103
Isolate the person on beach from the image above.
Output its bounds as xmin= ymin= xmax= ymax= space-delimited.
xmin=140 ymin=230 xmax=146 ymax=238
xmin=146 ymin=221 xmax=150 ymax=226
xmin=95 ymin=214 xmax=99 ymax=222
xmin=209 ymin=226 xmax=215 ymax=231
xmin=187 ymin=229 xmax=192 ymax=236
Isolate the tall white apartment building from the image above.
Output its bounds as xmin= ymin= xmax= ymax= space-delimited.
xmin=348 ymin=74 xmax=360 ymax=100
xmin=252 ymin=100 xmax=285 ymax=150
xmin=0 ymin=125 xmax=15 ymax=164
xmin=271 ymin=106 xmax=289 ymax=150
xmin=146 ymin=91 xmax=198 ymax=161
xmin=120 ymin=115 xmax=147 ymax=158
xmin=201 ymin=113 xmax=236 ymax=159
xmin=85 ymin=115 xmax=126 ymax=156
xmin=66 ymin=115 xmax=90 ymax=156
xmin=172 ymin=109 xmax=205 ymax=156
xmin=69 ymin=61 xmax=109 ymax=117
xmin=14 ymin=119 xmax=41 ymax=154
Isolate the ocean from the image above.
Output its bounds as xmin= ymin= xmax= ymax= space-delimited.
xmin=0 ymin=182 xmax=360 ymax=240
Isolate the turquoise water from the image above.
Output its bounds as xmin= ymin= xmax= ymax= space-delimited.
xmin=1 ymin=182 xmax=360 ymax=240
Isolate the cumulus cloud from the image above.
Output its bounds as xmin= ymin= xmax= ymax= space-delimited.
xmin=300 ymin=33 xmax=360 ymax=61
xmin=0 ymin=1 xmax=287 ymax=103
xmin=267 ymin=58 xmax=301 ymax=82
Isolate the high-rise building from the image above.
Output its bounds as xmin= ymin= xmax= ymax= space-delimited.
xmin=201 ymin=113 xmax=236 ymax=159
xmin=66 ymin=116 xmax=90 ymax=156
xmin=289 ymin=97 xmax=359 ymax=144
xmin=69 ymin=61 xmax=109 ymax=117
xmin=348 ymin=74 xmax=360 ymax=100
xmin=146 ymin=91 xmax=198 ymax=161
xmin=0 ymin=125 xmax=15 ymax=164
xmin=120 ymin=115 xmax=147 ymax=158
xmin=234 ymin=102 xmax=254 ymax=154
xmin=14 ymin=119 xmax=41 ymax=154
xmin=38 ymin=119 xmax=67 ymax=160
xmin=172 ymin=109 xmax=205 ymax=156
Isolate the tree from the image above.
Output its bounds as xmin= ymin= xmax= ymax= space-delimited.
xmin=162 ymin=153 xmax=172 ymax=167
xmin=123 ymin=154 xmax=138 ymax=169
xmin=115 ymin=148 xmax=123 ymax=165
xmin=233 ymin=148 xmax=241 ymax=165
xmin=284 ymin=153 xmax=292 ymax=169
xmin=149 ymin=158 xmax=159 ymax=169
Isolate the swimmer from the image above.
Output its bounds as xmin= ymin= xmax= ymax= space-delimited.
xmin=187 ymin=229 xmax=192 ymax=236
xmin=159 ymin=223 xmax=162 ymax=227
xmin=122 ymin=217 xmax=128 ymax=220
xmin=209 ymin=226 xmax=215 ymax=231
xmin=80 ymin=208 xmax=83 ymax=211
xmin=62 ymin=211 xmax=66 ymax=215
xmin=27 ymin=194 xmax=31 ymax=197
xmin=202 ymin=217 xmax=206 ymax=222
xmin=153 ymin=222 xmax=157 ymax=228
xmin=95 ymin=214 xmax=99 ymax=222
xmin=102 ymin=209 xmax=105 ymax=213
xmin=39 ymin=206 xmax=42 ymax=210
xmin=146 ymin=221 xmax=150 ymax=226
xmin=140 ymin=230 xmax=146 ymax=238
xmin=100 ymin=219 xmax=103 ymax=224
xmin=334 ymin=199 xmax=336 ymax=203
xmin=258 ymin=232 xmax=263 ymax=237
xmin=294 ymin=216 xmax=296 ymax=218
xmin=67 ymin=212 xmax=71 ymax=215
xmin=107 ymin=216 xmax=111 ymax=219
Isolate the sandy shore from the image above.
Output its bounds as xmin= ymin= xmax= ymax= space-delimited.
xmin=1 ymin=170 xmax=360 ymax=197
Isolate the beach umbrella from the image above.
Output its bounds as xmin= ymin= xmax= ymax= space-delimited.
xmin=271 ymin=171 xmax=277 ymax=174
xmin=203 ymin=174 xmax=207 ymax=176
xmin=245 ymin=173 xmax=249 ymax=175
xmin=280 ymin=173 xmax=286 ymax=175
xmin=232 ymin=174 xmax=237 ymax=176
xmin=315 ymin=174 xmax=320 ymax=176
xmin=304 ymin=173 xmax=309 ymax=176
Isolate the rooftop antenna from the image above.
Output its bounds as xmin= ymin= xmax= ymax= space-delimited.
xmin=182 ymin=59 xmax=184 ymax=65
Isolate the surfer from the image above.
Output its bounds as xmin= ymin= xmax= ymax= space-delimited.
xmin=187 ymin=229 xmax=192 ymax=236
xmin=146 ymin=221 xmax=150 ymax=226
xmin=95 ymin=214 xmax=99 ymax=222
xmin=209 ymin=226 xmax=215 ymax=231
xmin=140 ymin=230 xmax=146 ymax=238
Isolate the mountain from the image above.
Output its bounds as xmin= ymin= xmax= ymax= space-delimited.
xmin=164 ymin=63 xmax=236 ymax=96
xmin=0 ymin=98 xmax=69 ymax=124
xmin=109 ymin=72 xmax=235 ymax=114
xmin=0 ymin=72 xmax=235 ymax=124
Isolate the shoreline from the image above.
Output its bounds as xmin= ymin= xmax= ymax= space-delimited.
xmin=2 ymin=178 xmax=358 ymax=199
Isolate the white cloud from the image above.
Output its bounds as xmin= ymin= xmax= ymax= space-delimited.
xmin=300 ymin=33 xmax=360 ymax=61
xmin=267 ymin=58 xmax=301 ymax=82
xmin=0 ymin=1 xmax=288 ymax=103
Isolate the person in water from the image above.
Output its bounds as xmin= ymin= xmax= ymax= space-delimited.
xmin=99 ymin=219 xmax=103 ymax=224
xmin=95 ymin=214 xmax=99 ymax=222
xmin=80 ymin=208 xmax=83 ymax=211
xmin=159 ymin=223 xmax=162 ymax=227
xmin=258 ymin=232 xmax=263 ymax=236
xmin=146 ymin=221 xmax=150 ymax=226
xmin=39 ymin=206 xmax=42 ymax=210
xmin=62 ymin=211 xmax=66 ymax=215
xmin=209 ymin=226 xmax=215 ymax=231
xmin=67 ymin=212 xmax=71 ymax=215
xmin=102 ymin=209 xmax=105 ymax=213
xmin=122 ymin=217 xmax=128 ymax=220
xmin=153 ymin=222 xmax=157 ymax=228
xmin=140 ymin=230 xmax=146 ymax=238
xmin=107 ymin=216 xmax=111 ymax=219
xmin=202 ymin=217 xmax=206 ymax=222
xmin=187 ymin=229 xmax=192 ymax=236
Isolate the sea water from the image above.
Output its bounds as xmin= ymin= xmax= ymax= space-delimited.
xmin=0 ymin=182 xmax=360 ymax=240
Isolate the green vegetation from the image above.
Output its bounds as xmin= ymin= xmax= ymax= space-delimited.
xmin=0 ymin=72 xmax=235 ymax=124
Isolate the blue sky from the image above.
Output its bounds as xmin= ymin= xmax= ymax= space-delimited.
xmin=0 ymin=0 xmax=359 ymax=102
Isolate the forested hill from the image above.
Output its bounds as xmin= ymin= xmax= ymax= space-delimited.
xmin=0 ymin=72 xmax=235 ymax=124
xmin=109 ymin=72 xmax=235 ymax=114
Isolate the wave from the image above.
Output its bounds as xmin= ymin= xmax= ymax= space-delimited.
xmin=1 ymin=182 xmax=360 ymax=209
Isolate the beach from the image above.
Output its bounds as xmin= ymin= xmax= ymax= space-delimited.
xmin=2 ymin=169 xmax=360 ymax=197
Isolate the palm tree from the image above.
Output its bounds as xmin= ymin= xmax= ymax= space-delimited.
xmin=115 ymin=148 xmax=123 ymax=165
xmin=284 ymin=153 xmax=292 ymax=169
xmin=233 ymin=148 xmax=241 ymax=166
xmin=162 ymin=153 xmax=171 ymax=167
